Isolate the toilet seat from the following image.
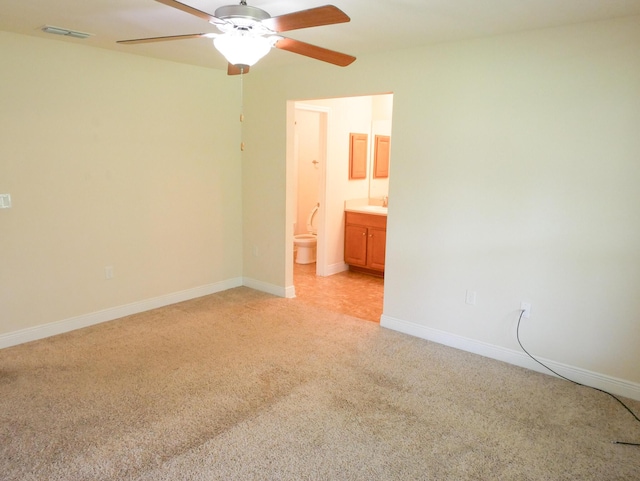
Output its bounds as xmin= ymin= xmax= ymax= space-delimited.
xmin=294 ymin=234 xmax=316 ymax=244
xmin=306 ymin=204 xmax=319 ymax=234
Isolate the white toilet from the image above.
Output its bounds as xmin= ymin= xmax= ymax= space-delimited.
xmin=293 ymin=205 xmax=318 ymax=264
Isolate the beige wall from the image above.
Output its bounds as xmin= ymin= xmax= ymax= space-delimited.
xmin=0 ymin=31 xmax=243 ymax=336
xmin=242 ymin=16 xmax=640 ymax=385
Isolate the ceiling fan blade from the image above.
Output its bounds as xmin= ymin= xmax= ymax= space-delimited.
xmin=227 ymin=64 xmax=250 ymax=75
xmin=154 ymin=0 xmax=223 ymax=25
xmin=117 ymin=33 xmax=213 ymax=45
xmin=262 ymin=5 xmax=350 ymax=33
xmin=275 ymin=37 xmax=355 ymax=67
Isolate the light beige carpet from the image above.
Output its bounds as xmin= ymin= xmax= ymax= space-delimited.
xmin=1 ymin=287 xmax=639 ymax=480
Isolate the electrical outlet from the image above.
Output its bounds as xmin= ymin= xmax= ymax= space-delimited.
xmin=105 ymin=266 xmax=114 ymax=280
xmin=520 ymin=302 xmax=531 ymax=319
xmin=0 ymin=193 xmax=11 ymax=209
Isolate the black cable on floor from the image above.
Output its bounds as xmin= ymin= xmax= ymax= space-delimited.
xmin=515 ymin=309 xmax=640 ymax=446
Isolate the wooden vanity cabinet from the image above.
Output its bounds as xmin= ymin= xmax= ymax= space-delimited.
xmin=344 ymin=211 xmax=387 ymax=276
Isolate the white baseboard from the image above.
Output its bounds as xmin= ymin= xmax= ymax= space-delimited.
xmin=242 ymin=277 xmax=288 ymax=298
xmin=380 ymin=314 xmax=640 ymax=401
xmin=284 ymin=285 xmax=296 ymax=299
xmin=325 ymin=262 xmax=349 ymax=276
xmin=0 ymin=278 xmax=243 ymax=350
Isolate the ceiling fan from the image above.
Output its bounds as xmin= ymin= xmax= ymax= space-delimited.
xmin=118 ymin=0 xmax=356 ymax=74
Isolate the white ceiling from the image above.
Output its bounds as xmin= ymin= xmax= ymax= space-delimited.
xmin=2 ymin=0 xmax=640 ymax=72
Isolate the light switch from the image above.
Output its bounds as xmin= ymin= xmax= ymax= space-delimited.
xmin=465 ymin=290 xmax=476 ymax=305
xmin=0 ymin=194 xmax=11 ymax=209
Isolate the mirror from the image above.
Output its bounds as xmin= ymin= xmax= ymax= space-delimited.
xmin=368 ymin=94 xmax=393 ymax=199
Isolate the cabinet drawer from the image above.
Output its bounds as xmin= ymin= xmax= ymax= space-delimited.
xmin=345 ymin=211 xmax=387 ymax=229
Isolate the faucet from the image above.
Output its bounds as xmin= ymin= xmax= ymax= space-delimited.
xmin=382 ymin=196 xmax=388 ymax=207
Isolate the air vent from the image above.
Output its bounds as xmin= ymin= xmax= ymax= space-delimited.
xmin=41 ymin=25 xmax=93 ymax=39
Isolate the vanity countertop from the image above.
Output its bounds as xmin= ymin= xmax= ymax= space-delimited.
xmin=345 ymin=205 xmax=388 ymax=216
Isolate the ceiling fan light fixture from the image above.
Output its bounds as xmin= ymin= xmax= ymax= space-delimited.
xmin=213 ymin=33 xmax=273 ymax=67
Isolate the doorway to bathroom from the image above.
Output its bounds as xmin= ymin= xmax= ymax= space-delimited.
xmin=292 ymin=105 xmax=328 ymax=277
xmin=286 ymin=94 xmax=393 ymax=322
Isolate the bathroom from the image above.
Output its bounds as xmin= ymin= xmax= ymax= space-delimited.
xmin=288 ymin=93 xmax=393 ymax=300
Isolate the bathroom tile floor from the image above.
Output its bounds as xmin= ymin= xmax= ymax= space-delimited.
xmin=293 ymin=263 xmax=384 ymax=323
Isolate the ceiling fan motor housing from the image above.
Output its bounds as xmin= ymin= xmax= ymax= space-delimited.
xmin=214 ymin=5 xmax=271 ymax=22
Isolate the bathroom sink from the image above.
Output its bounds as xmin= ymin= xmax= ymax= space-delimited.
xmin=347 ymin=205 xmax=388 ymax=215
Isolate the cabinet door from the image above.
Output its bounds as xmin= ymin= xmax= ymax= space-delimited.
xmin=374 ymin=135 xmax=390 ymax=178
xmin=367 ymin=226 xmax=387 ymax=271
xmin=344 ymin=224 xmax=368 ymax=266
xmin=349 ymin=133 xmax=368 ymax=179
